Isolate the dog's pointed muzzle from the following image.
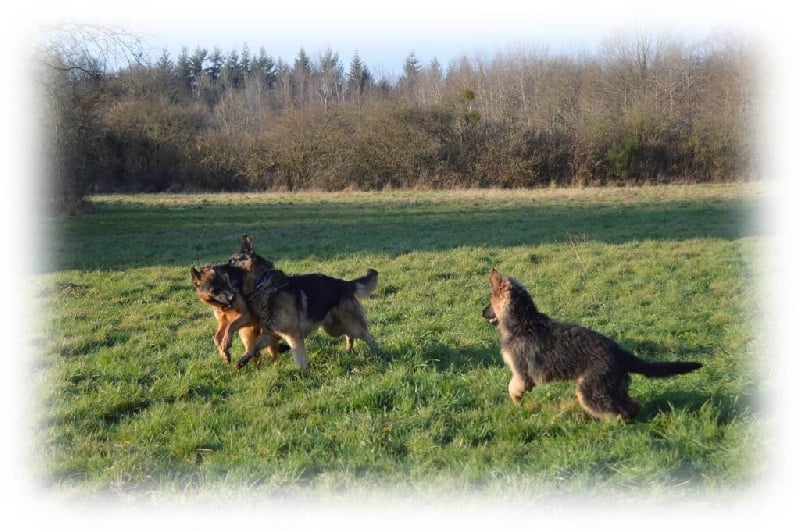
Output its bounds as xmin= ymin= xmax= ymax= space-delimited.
xmin=213 ymin=293 xmax=237 ymax=309
xmin=482 ymin=304 xmax=498 ymax=326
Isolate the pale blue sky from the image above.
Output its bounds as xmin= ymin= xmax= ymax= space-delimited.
xmin=23 ymin=0 xmax=764 ymax=77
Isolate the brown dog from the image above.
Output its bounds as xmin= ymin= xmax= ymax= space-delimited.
xmin=191 ymin=263 xmax=283 ymax=364
xmin=198 ymin=235 xmax=379 ymax=371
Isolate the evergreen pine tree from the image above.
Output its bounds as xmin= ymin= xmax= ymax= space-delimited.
xmin=206 ymin=47 xmax=224 ymax=82
xmin=156 ymin=48 xmax=173 ymax=72
xmin=400 ymin=51 xmax=421 ymax=102
xmin=190 ymin=46 xmax=207 ymax=77
xmin=292 ymin=48 xmax=313 ymax=105
xmin=253 ymin=47 xmax=277 ymax=88
xmin=175 ymin=47 xmax=193 ymax=90
xmin=224 ymin=48 xmax=243 ymax=89
xmin=346 ymin=51 xmax=371 ymax=104
xmin=402 ymin=51 xmax=421 ymax=78
xmin=240 ymin=43 xmax=252 ymax=74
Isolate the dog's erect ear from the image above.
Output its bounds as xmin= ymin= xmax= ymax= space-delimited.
xmin=240 ymin=234 xmax=254 ymax=254
xmin=190 ymin=266 xmax=202 ymax=285
xmin=489 ymin=268 xmax=508 ymax=290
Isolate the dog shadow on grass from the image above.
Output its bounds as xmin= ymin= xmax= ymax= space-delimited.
xmin=318 ymin=339 xmax=499 ymax=375
xmin=621 ymin=339 xmax=756 ymax=424
xmin=636 ymin=390 xmax=758 ymax=425
xmin=622 ymin=338 xmax=717 ymax=361
xmin=409 ymin=341 xmax=499 ymax=373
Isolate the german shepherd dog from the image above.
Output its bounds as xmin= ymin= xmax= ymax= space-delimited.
xmin=203 ymin=235 xmax=379 ymax=370
xmin=483 ymin=268 xmax=702 ymax=420
xmin=191 ymin=263 xmax=285 ymax=364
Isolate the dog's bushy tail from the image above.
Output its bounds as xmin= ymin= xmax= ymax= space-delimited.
xmin=351 ymin=269 xmax=379 ymax=298
xmin=626 ymin=354 xmax=702 ymax=378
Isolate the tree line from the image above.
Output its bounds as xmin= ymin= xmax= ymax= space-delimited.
xmin=37 ymin=25 xmax=758 ymax=213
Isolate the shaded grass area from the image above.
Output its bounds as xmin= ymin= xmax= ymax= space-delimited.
xmin=46 ymin=185 xmax=760 ymax=271
xmin=33 ymin=184 xmax=766 ymax=500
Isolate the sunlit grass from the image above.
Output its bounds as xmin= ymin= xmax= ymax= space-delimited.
xmin=34 ymin=184 xmax=766 ymax=500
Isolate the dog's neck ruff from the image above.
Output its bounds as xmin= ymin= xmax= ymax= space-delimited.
xmin=245 ymin=269 xmax=288 ymax=299
xmin=255 ymin=271 xmax=273 ymax=291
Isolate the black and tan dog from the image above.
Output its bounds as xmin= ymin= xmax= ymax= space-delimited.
xmin=483 ymin=268 xmax=702 ymax=420
xmin=200 ymin=235 xmax=379 ymax=371
xmin=191 ymin=263 xmax=285 ymax=364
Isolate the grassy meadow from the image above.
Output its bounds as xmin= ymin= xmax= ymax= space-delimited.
xmin=33 ymin=184 xmax=767 ymax=501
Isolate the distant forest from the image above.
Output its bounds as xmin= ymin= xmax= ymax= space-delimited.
xmin=37 ymin=25 xmax=758 ymax=212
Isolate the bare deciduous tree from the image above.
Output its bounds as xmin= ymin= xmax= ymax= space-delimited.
xmin=38 ymin=28 xmax=757 ymax=201
xmin=36 ymin=24 xmax=145 ymax=213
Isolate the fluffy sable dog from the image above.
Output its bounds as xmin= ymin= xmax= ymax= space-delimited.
xmin=207 ymin=235 xmax=379 ymax=370
xmin=191 ymin=263 xmax=286 ymax=364
xmin=483 ymin=268 xmax=702 ymax=420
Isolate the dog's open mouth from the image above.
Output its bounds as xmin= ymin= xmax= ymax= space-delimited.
xmin=482 ymin=304 xmax=498 ymax=326
xmin=212 ymin=293 xmax=236 ymax=309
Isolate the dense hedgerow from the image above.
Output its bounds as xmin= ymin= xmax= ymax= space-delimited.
xmin=38 ymin=28 xmax=758 ymax=210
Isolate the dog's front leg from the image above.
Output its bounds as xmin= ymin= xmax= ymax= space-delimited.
xmin=220 ymin=311 xmax=251 ymax=363
xmin=212 ymin=308 xmax=232 ymax=363
xmin=508 ymin=373 xmax=532 ymax=405
xmin=284 ymin=336 xmax=309 ymax=371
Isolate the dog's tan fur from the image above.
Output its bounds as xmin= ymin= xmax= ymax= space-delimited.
xmin=203 ymin=235 xmax=379 ymax=370
xmin=191 ymin=265 xmax=282 ymax=364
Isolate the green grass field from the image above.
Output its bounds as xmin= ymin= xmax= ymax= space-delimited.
xmin=33 ymin=184 xmax=767 ymax=501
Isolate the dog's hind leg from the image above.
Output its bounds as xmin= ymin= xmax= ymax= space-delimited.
xmin=613 ymin=374 xmax=641 ymax=420
xmin=342 ymin=309 xmax=378 ymax=352
xmin=343 ymin=333 xmax=378 ymax=353
xmin=359 ymin=331 xmax=378 ymax=351
xmin=576 ymin=373 xmax=638 ymax=421
xmin=325 ymin=316 xmax=377 ymax=353
xmin=342 ymin=329 xmax=379 ymax=352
